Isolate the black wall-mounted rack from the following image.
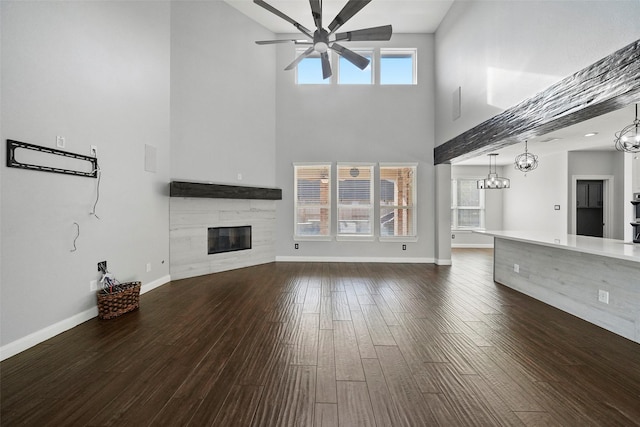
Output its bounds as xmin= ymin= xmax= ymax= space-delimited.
xmin=6 ymin=139 xmax=98 ymax=178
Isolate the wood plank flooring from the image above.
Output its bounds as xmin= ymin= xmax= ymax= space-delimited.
xmin=2 ymin=249 xmax=640 ymax=426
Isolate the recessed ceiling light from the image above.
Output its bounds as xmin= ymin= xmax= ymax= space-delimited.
xmin=584 ymin=132 xmax=598 ymax=137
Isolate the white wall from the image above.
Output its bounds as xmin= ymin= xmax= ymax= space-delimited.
xmin=568 ymin=151 xmax=625 ymax=239
xmin=274 ymin=34 xmax=436 ymax=261
xmin=451 ymin=165 xmax=503 ymax=247
xmin=435 ymin=0 xmax=640 ymax=146
xmin=502 ymin=152 xmax=569 ymax=236
xmin=1 ymin=1 xmax=171 ymax=354
xmin=170 ymin=1 xmax=277 ymax=187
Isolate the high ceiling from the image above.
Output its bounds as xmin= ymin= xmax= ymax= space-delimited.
xmin=223 ymin=0 xmax=455 ymax=34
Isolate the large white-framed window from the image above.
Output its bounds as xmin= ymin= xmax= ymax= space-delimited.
xmin=337 ymin=163 xmax=374 ymax=240
xmin=338 ymin=49 xmax=373 ymax=85
xmin=451 ymin=178 xmax=485 ymax=230
xmin=296 ymin=49 xmax=331 ymax=85
xmin=380 ymin=48 xmax=417 ymax=85
xmin=294 ymin=164 xmax=332 ymax=240
xmin=379 ymin=163 xmax=417 ymax=240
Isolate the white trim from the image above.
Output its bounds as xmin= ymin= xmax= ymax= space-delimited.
xmin=276 ymin=256 xmax=434 ymax=263
xmin=294 ymin=236 xmax=333 ymax=242
xmin=452 ymin=243 xmax=494 ymax=248
xmin=571 ymin=175 xmax=614 ymax=238
xmin=141 ymin=274 xmax=171 ymax=295
xmin=435 ymin=258 xmax=452 ymax=265
xmin=378 ymin=236 xmax=419 ymax=243
xmin=335 ymin=235 xmax=376 ymax=242
xmin=0 ymin=275 xmax=171 ymax=361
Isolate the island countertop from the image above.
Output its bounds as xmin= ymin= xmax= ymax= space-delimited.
xmin=474 ymin=230 xmax=640 ymax=263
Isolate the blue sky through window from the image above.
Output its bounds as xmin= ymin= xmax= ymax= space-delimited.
xmin=297 ymin=57 xmax=329 ymax=84
xmin=380 ymin=55 xmax=414 ymax=85
xmin=339 ymin=54 xmax=372 ymax=84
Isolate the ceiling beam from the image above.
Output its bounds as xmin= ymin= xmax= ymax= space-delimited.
xmin=435 ymin=39 xmax=640 ymax=165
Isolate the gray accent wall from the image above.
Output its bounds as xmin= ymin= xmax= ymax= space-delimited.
xmin=1 ymin=1 xmax=171 ymax=347
xmin=274 ymin=34 xmax=436 ymax=261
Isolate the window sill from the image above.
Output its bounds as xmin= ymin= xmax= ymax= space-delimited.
xmin=336 ymin=235 xmax=375 ymax=242
xmin=294 ymin=236 xmax=333 ymax=242
xmin=379 ymin=236 xmax=418 ymax=243
xmin=451 ymin=229 xmax=485 ymax=233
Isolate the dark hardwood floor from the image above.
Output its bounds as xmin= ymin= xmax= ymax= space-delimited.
xmin=2 ymin=249 xmax=640 ymax=426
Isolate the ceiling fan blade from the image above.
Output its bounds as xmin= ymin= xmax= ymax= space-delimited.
xmin=285 ymin=46 xmax=315 ymax=71
xmin=253 ymin=0 xmax=313 ymax=38
xmin=334 ymin=25 xmax=392 ymax=42
xmin=328 ymin=0 xmax=372 ymax=33
xmin=309 ymin=0 xmax=322 ymax=29
xmin=331 ymin=43 xmax=370 ymax=70
xmin=321 ymin=51 xmax=332 ymax=79
xmin=256 ymin=39 xmax=312 ymax=45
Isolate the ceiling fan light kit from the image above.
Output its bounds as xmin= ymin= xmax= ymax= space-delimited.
xmin=254 ymin=0 xmax=393 ymax=79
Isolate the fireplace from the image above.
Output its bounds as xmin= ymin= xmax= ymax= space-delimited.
xmin=208 ymin=226 xmax=252 ymax=255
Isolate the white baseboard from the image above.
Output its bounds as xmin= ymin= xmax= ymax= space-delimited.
xmin=0 ymin=306 xmax=98 ymax=361
xmin=451 ymin=244 xmax=494 ymax=249
xmin=435 ymin=259 xmax=452 ymax=265
xmin=141 ymin=274 xmax=171 ymax=294
xmin=276 ymin=256 xmax=434 ymax=263
xmin=0 ymin=274 xmax=172 ymax=362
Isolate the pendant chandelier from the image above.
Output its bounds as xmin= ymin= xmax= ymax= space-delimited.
xmin=614 ymin=104 xmax=640 ymax=153
xmin=477 ymin=153 xmax=510 ymax=189
xmin=514 ymin=140 xmax=539 ymax=173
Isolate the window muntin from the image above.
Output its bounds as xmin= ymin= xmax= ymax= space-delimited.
xmin=451 ymin=179 xmax=485 ymax=230
xmin=338 ymin=50 xmax=373 ymax=85
xmin=296 ymin=50 xmax=330 ymax=85
xmin=380 ymin=49 xmax=417 ymax=85
xmin=294 ymin=164 xmax=331 ymax=238
xmin=380 ymin=164 xmax=417 ymax=237
xmin=337 ymin=164 xmax=374 ymax=237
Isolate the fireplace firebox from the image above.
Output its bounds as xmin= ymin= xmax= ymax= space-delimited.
xmin=208 ymin=226 xmax=252 ymax=255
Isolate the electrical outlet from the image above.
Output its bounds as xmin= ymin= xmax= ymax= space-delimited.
xmin=598 ymin=289 xmax=609 ymax=304
xmin=294 ymin=243 xmax=299 ymax=249
xmin=90 ymin=280 xmax=98 ymax=292
xmin=514 ymin=264 xmax=520 ymax=273
xmin=146 ymin=262 xmax=151 ymax=272
xmin=98 ymin=260 xmax=107 ymax=273
xmin=56 ymin=136 xmax=65 ymax=148
xmin=237 ymin=173 xmax=243 ymax=181
xmin=402 ymin=244 xmax=407 ymax=250
xmin=90 ymin=145 xmax=98 ymax=157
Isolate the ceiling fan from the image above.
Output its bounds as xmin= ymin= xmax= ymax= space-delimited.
xmin=254 ymin=0 xmax=392 ymax=79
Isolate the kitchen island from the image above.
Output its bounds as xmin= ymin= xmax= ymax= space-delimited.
xmin=475 ymin=230 xmax=640 ymax=344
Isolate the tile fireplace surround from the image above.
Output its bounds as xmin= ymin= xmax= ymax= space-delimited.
xmin=169 ymin=181 xmax=282 ymax=280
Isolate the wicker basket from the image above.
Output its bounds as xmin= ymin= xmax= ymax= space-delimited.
xmin=97 ymin=281 xmax=141 ymax=320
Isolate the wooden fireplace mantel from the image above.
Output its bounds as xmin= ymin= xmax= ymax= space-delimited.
xmin=169 ymin=181 xmax=282 ymax=200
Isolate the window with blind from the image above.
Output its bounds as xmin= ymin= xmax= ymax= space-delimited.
xmin=451 ymin=179 xmax=485 ymax=230
xmin=294 ymin=164 xmax=331 ymax=238
xmin=380 ymin=164 xmax=417 ymax=238
xmin=337 ymin=164 xmax=374 ymax=238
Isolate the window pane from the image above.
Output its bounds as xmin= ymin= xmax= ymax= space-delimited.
xmin=380 ymin=51 xmax=415 ymax=85
xmin=297 ymin=57 xmax=330 ymax=84
xmin=380 ymin=166 xmax=415 ymax=207
xmin=457 ymin=209 xmax=481 ymax=228
xmin=339 ymin=52 xmax=372 ymax=85
xmin=380 ymin=207 xmax=415 ymax=237
xmin=338 ymin=164 xmax=373 ymax=236
xmin=295 ymin=165 xmax=331 ymax=237
xmin=338 ymin=207 xmax=372 ymax=235
xmin=296 ymin=207 xmax=330 ymax=236
xmin=457 ymin=179 xmax=480 ymax=207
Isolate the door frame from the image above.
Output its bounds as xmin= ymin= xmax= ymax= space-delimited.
xmin=571 ymin=175 xmax=614 ymax=238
